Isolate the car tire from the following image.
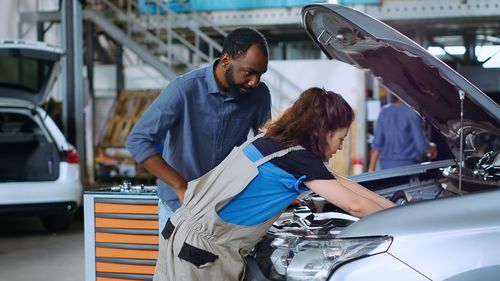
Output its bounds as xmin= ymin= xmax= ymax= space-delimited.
xmin=40 ymin=213 xmax=74 ymax=232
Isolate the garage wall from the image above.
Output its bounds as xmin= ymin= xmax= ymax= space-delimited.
xmin=266 ymin=59 xmax=364 ymax=112
xmin=0 ymin=1 xmax=18 ymax=39
xmin=0 ymin=0 xmax=60 ymax=43
xmin=265 ymin=59 xmax=366 ymax=176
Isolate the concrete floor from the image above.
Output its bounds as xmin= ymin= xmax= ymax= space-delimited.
xmin=0 ymin=215 xmax=84 ymax=281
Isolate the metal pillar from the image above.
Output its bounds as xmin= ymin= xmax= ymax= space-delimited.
xmin=37 ymin=22 xmax=44 ymax=41
xmin=85 ymin=20 xmax=95 ymax=183
xmin=116 ymin=42 xmax=124 ymax=96
xmin=62 ymin=0 xmax=86 ymax=182
xmin=62 ymin=0 xmax=75 ymax=143
xmin=464 ymin=34 xmax=477 ymax=65
xmin=85 ymin=21 xmax=95 ymax=98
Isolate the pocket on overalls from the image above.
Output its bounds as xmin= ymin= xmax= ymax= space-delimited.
xmin=161 ymin=218 xmax=175 ymax=240
xmin=178 ymin=242 xmax=218 ymax=268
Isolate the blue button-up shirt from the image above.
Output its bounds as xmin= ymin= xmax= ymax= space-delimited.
xmin=126 ymin=60 xmax=271 ymax=210
xmin=371 ymin=103 xmax=430 ymax=169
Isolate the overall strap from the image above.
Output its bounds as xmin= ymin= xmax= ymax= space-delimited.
xmin=254 ymin=145 xmax=305 ymax=167
xmin=240 ymin=133 xmax=264 ymax=149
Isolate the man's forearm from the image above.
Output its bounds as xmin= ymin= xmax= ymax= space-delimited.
xmin=141 ymin=154 xmax=187 ymax=199
xmin=368 ymin=150 xmax=380 ymax=172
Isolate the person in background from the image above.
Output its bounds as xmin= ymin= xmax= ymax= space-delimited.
xmin=153 ymin=87 xmax=395 ymax=281
xmin=45 ymin=98 xmax=63 ymax=130
xmin=126 ymin=27 xmax=271 ymax=235
xmin=368 ymin=95 xmax=437 ymax=171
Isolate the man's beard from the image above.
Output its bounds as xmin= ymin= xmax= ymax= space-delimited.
xmin=225 ymin=65 xmax=249 ymax=100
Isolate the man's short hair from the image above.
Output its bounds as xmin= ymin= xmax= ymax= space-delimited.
xmin=222 ymin=27 xmax=268 ymax=59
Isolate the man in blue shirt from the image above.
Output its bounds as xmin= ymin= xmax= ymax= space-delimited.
xmin=368 ymin=96 xmax=437 ymax=171
xmin=126 ymin=28 xmax=271 ymax=230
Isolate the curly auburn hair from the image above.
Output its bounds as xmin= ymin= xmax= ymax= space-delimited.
xmin=222 ymin=27 xmax=268 ymax=59
xmin=263 ymin=87 xmax=354 ymax=160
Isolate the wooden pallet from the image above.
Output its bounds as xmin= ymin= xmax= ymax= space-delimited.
xmin=100 ymin=90 xmax=160 ymax=148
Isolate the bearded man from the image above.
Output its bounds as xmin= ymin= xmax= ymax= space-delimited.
xmin=126 ymin=27 xmax=271 ymax=234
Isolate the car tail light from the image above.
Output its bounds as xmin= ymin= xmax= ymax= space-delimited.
xmin=66 ymin=149 xmax=80 ymax=164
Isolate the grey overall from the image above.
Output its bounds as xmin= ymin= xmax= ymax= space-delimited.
xmin=153 ymin=136 xmax=305 ymax=281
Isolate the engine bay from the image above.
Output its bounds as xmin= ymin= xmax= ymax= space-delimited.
xmin=248 ymin=148 xmax=499 ymax=280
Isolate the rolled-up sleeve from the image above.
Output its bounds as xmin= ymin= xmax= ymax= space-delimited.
xmin=126 ymin=84 xmax=183 ymax=164
xmin=371 ymin=111 xmax=385 ymax=151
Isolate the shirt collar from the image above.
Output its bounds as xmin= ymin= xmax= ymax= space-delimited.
xmin=207 ymin=59 xmax=237 ymax=101
xmin=206 ymin=59 xmax=222 ymax=95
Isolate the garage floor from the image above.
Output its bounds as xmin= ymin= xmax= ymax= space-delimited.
xmin=0 ymin=215 xmax=84 ymax=281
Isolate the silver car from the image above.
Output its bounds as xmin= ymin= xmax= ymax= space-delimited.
xmin=245 ymin=4 xmax=500 ymax=281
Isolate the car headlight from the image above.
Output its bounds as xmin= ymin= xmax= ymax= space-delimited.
xmin=267 ymin=235 xmax=392 ymax=281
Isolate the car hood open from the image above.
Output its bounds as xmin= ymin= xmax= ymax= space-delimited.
xmin=302 ymin=4 xmax=500 ymax=160
xmin=0 ymin=40 xmax=64 ymax=105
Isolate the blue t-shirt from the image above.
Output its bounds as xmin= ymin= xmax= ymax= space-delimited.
xmin=371 ymin=103 xmax=430 ymax=168
xmin=126 ymin=60 xmax=271 ymax=210
xmin=217 ymin=137 xmax=335 ymax=226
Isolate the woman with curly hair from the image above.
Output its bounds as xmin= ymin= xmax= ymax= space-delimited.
xmin=154 ymin=87 xmax=395 ymax=281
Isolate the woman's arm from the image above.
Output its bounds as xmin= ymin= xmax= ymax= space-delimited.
xmin=304 ymin=178 xmax=395 ymax=218
xmin=334 ymin=175 xmax=396 ymax=209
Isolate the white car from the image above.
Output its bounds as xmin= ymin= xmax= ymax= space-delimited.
xmin=0 ymin=40 xmax=82 ymax=232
